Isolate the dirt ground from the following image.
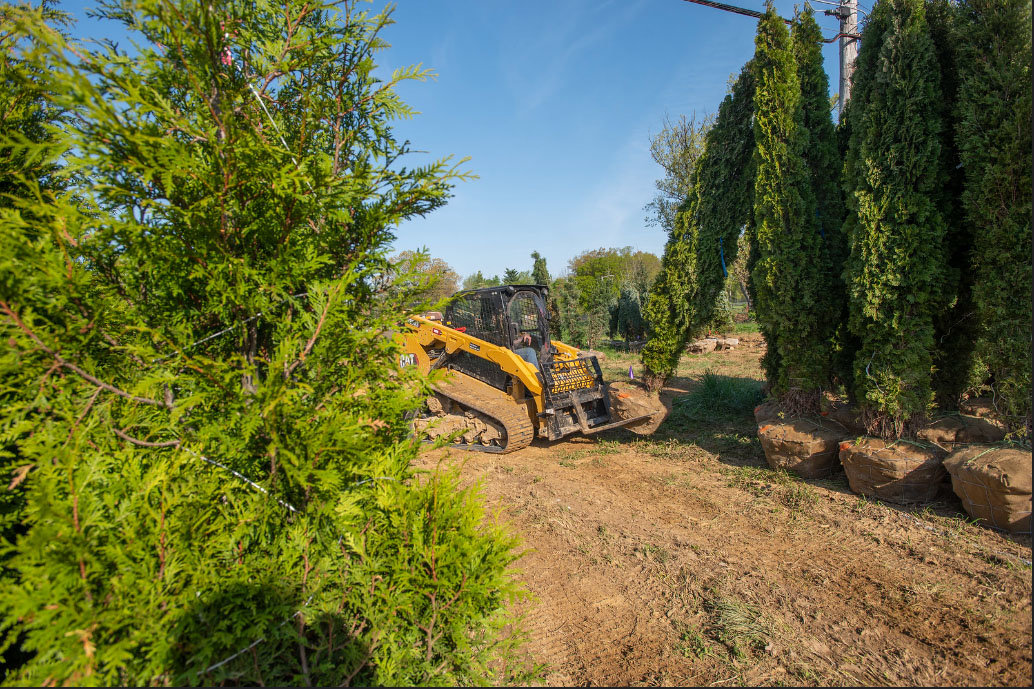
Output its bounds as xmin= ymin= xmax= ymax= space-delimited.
xmin=413 ymin=332 xmax=1033 ymax=687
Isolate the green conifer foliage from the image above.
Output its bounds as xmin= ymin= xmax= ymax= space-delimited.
xmin=843 ymin=0 xmax=951 ymax=436
xmin=641 ymin=202 xmax=698 ymax=388
xmin=955 ymin=0 xmax=1033 ymax=430
xmin=792 ymin=5 xmax=848 ymax=385
xmin=751 ymin=2 xmax=829 ymax=406
xmin=614 ymin=286 xmax=647 ymax=341
xmin=530 ymin=250 xmax=551 ymax=286
xmin=692 ymin=64 xmax=755 ymax=330
xmin=926 ymin=0 xmax=979 ymax=409
xmin=0 ymin=1 xmax=529 ymax=684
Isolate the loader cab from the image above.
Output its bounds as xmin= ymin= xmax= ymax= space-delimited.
xmin=443 ymin=285 xmax=552 ymax=390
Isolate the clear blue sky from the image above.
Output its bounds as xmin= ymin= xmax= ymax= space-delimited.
xmin=60 ymin=0 xmax=849 ymax=280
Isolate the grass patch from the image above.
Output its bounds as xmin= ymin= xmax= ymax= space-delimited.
xmin=672 ymin=369 xmax=763 ymax=423
xmin=704 ymin=590 xmax=768 ymax=660
xmin=730 ymin=319 xmax=760 ymax=335
xmin=639 ymin=543 xmax=671 ymax=564
xmin=674 ymin=621 xmax=715 ymax=659
xmin=725 ymin=465 xmax=791 ymax=497
xmin=781 ymin=483 xmax=818 ymax=516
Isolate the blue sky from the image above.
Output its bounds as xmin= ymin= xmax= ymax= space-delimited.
xmin=60 ymin=0 xmax=851 ymax=280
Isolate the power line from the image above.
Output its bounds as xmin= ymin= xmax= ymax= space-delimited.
xmin=680 ymin=0 xmax=788 ymax=24
xmin=679 ymin=0 xmax=860 ymax=41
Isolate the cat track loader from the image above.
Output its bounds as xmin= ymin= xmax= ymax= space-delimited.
xmin=398 ymin=285 xmax=662 ymax=453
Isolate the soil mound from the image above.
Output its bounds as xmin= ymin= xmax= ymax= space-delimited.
xmin=840 ymin=438 xmax=946 ymax=504
xmin=757 ymin=417 xmax=846 ymax=479
xmin=944 ymin=445 xmax=1032 ymax=534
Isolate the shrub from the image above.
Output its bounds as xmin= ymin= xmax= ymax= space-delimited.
xmin=0 ymin=1 xmax=527 ymax=684
xmin=673 ymin=369 xmax=763 ymax=422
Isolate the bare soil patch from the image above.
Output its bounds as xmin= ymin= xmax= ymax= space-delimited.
xmin=413 ymin=333 xmax=1032 ymax=686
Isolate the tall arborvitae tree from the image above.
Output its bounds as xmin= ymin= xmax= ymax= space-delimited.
xmin=792 ymin=5 xmax=848 ymax=386
xmin=641 ymin=201 xmax=699 ymax=388
xmin=955 ymin=0 xmax=1033 ymax=431
xmin=840 ymin=0 xmax=891 ymax=406
xmin=751 ymin=2 xmax=829 ymax=408
xmin=693 ymin=64 xmax=755 ymax=331
xmin=0 ymin=1 xmax=529 ymax=684
xmin=614 ymin=286 xmax=646 ymax=342
xmin=530 ymin=250 xmax=550 ymax=286
xmin=641 ymin=65 xmax=753 ymax=389
xmin=843 ymin=0 xmax=950 ymax=437
xmin=926 ymin=0 xmax=978 ymax=409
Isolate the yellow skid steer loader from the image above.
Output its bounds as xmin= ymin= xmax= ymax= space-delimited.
xmin=399 ymin=284 xmax=662 ymax=453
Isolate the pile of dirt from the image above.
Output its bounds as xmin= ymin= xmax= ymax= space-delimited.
xmin=757 ymin=417 xmax=846 ymax=479
xmin=579 ymin=349 xmax=607 ymax=362
xmin=839 ymin=438 xmax=946 ymax=504
xmin=944 ymin=445 xmax=1032 ymax=534
xmin=607 ymin=381 xmax=667 ymax=435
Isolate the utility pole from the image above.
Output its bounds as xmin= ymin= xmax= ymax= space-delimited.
xmin=681 ymin=0 xmax=861 ymax=115
xmin=826 ymin=0 xmax=858 ymax=115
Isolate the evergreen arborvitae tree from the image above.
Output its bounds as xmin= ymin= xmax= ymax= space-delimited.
xmin=792 ymin=5 xmax=849 ymax=387
xmin=839 ymin=1 xmax=891 ymax=405
xmin=530 ymin=250 xmax=550 ymax=286
xmin=0 ymin=1 xmax=529 ymax=684
xmin=926 ymin=0 xmax=979 ymax=409
xmin=692 ymin=64 xmax=755 ymax=330
xmin=955 ymin=0 xmax=1033 ymax=431
xmin=614 ymin=286 xmax=646 ymax=342
xmin=0 ymin=4 xmax=72 ymax=647
xmin=641 ymin=201 xmax=699 ymax=389
xmin=843 ymin=0 xmax=951 ymax=437
xmin=751 ymin=2 xmax=829 ymax=408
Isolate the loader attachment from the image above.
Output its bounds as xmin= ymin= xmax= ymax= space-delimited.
xmin=539 ymin=356 xmax=665 ymax=440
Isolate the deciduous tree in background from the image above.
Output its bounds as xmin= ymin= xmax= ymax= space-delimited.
xmin=0 ymin=1 xmax=528 ymax=684
xmin=644 ymin=112 xmax=712 ymax=234
xmin=462 ymin=270 xmax=502 ymax=289
xmin=955 ymin=0 xmax=1032 ymax=431
xmin=390 ymin=250 xmax=459 ymax=304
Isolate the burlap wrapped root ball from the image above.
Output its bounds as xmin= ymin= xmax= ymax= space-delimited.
xmin=839 ymin=438 xmax=946 ymax=504
xmin=606 ymin=381 xmax=667 ymax=435
xmin=757 ymin=418 xmax=846 ymax=479
xmin=943 ymin=445 xmax=1032 ymax=534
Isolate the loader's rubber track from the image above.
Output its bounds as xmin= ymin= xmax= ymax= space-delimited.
xmin=431 ymin=372 xmax=535 ymax=454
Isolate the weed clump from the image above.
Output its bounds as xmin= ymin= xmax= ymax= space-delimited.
xmin=673 ymin=369 xmax=764 ymax=422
